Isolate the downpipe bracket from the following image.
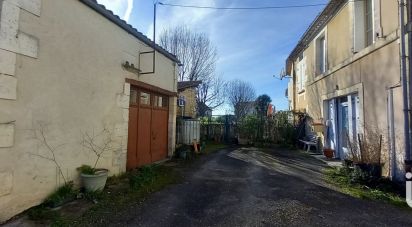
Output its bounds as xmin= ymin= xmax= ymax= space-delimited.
xmin=406 ymin=22 xmax=412 ymax=33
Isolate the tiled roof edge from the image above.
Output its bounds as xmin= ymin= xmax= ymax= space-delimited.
xmin=286 ymin=0 xmax=347 ymax=63
xmin=80 ymin=0 xmax=180 ymax=64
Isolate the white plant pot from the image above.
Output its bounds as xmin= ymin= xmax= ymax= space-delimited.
xmin=80 ymin=169 xmax=108 ymax=192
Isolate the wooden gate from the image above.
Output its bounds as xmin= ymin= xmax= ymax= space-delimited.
xmin=127 ymin=86 xmax=169 ymax=170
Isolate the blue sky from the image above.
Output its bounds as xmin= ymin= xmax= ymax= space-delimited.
xmin=97 ymin=0 xmax=327 ymax=113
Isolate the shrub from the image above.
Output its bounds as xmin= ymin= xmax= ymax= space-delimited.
xmin=77 ymin=165 xmax=96 ymax=175
xmin=238 ymin=115 xmax=259 ymax=141
xmin=347 ymin=127 xmax=384 ymax=164
xmin=129 ymin=165 xmax=158 ymax=190
xmin=44 ymin=182 xmax=78 ymax=208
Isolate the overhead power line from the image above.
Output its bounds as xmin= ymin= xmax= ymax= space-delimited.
xmin=158 ymin=2 xmax=328 ymax=10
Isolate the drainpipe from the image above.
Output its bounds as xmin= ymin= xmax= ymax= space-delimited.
xmin=387 ymin=86 xmax=399 ymax=180
xmin=407 ymin=0 xmax=412 ymax=168
xmin=400 ymin=0 xmax=412 ymax=170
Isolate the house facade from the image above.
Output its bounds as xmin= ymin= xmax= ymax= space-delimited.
xmin=0 ymin=0 xmax=179 ymax=222
xmin=177 ymin=81 xmax=201 ymax=119
xmin=286 ymin=0 xmax=405 ymax=179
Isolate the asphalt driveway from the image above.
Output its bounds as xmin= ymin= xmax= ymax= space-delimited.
xmin=104 ymin=147 xmax=412 ymax=226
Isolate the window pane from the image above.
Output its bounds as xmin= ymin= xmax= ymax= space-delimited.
xmin=153 ymin=95 xmax=167 ymax=108
xmin=317 ymin=36 xmax=326 ymax=74
xmin=158 ymin=96 xmax=163 ymax=107
xmin=140 ymin=92 xmax=150 ymax=105
xmin=130 ymin=89 xmax=138 ymax=104
xmin=154 ymin=95 xmax=159 ymax=107
xmin=162 ymin=96 xmax=168 ymax=108
xmin=322 ymin=37 xmax=326 ymax=72
xmin=365 ymin=0 xmax=373 ymax=46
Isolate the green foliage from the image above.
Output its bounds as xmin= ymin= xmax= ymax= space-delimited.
xmin=77 ymin=165 xmax=96 ymax=175
xmin=27 ymin=164 xmax=181 ymax=226
xmin=106 ymin=172 xmax=128 ymax=185
xmin=238 ymin=115 xmax=259 ymax=141
xmin=83 ymin=190 xmax=104 ymax=202
xmin=175 ymin=145 xmax=193 ymax=160
xmin=28 ymin=205 xmax=60 ymax=221
xmin=28 ymin=183 xmax=77 ymax=222
xmin=325 ymin=167 xmax=406 ymax=207
xmin=255 ymin=94 xmax=272 ymax=117
xmin=44 ymin=182 xmax=77 ymax=208
xmin=269 ymin=111 xmax=296 ymax=145
xmin=129 ymin=165 xmax=158 ymax=190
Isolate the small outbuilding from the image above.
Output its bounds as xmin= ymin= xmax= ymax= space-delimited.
xmin=0 ymin=0 xmax=179 ymax=222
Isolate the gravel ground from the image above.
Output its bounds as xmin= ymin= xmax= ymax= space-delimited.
xmin=94 ymin=147 xmax=412 ymax=226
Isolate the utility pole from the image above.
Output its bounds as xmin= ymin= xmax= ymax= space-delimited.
xmin=139 ymin=1 xmax=157 ymax=75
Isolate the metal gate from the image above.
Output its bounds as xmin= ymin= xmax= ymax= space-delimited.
xmin=200 ymin=115 xmax=237 ymax=143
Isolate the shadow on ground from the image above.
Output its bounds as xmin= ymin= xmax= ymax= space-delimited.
xmin=60 ymin=146 xmax=412 ymax=226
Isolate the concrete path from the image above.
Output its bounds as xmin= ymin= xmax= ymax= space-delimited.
xmin=105 ymin=147 xmax=412 ymax=226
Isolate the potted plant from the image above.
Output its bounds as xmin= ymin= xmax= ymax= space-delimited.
xmin=78 ymin=128 xmax=115 ymax=192
xmin=323 ymin=147 xmax=334 ymax=158
xmin=175 ymin=144 xmax=191 ymax=160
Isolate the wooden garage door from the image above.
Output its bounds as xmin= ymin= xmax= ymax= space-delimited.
xmin=127 ymin=87 xmax=169 ymax=170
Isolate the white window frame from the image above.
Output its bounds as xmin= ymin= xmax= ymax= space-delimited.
xmin=353 ymin=0 xmax=375 ymax=52
xmin=315 ymin=29 xmax=327 ymax=76
xmin=296 ymin=55 xmax=307 ymax=93
xmin=365 ymin=0 xmax=374 ymax=46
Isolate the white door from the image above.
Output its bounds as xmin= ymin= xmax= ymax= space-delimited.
xmin=326 ymin=99 xmax=337 ymax=150
xmin=338 ymin=97 xmax=350 ymax=159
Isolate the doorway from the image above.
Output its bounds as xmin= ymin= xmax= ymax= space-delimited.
xmin=325 ymin=93 xmax=360 ymax=159
xmin=127 ymin=86 xmax=169 ymax=170
xmin=338 ymin=97 xmax=349 ymax=158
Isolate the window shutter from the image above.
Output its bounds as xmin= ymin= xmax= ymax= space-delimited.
xmin=373 ymin=0 xmax=382 ymax=38
xmin=296 ymin=66 xmax=300 ymax=89
xmin=302 ymin=56 xmax=307 ymax=86
xmin=353 ymin=0 xmax=366 ymax=52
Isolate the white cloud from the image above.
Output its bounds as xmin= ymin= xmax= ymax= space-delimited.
xmin=97 ymin=0 xmax=134 ymax=22
xmin=124 ymin=0 xmax=134 ymax=22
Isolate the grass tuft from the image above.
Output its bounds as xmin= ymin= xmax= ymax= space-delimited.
xmin=67 ymin=164 xmax=181 ymax=226
xmin=44 ymin=182 xmax=78 ymax=208
xmin=325 ymin=167 xmax=407 ymax=208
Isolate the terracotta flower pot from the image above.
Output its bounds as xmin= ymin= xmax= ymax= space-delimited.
xmin=323 ymin=148 xmax=334 ymax=158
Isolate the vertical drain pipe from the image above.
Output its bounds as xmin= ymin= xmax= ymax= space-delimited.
xmin=407 ymin=0 xmax=412 ymax=167
xmin=400 ymin=0 xmax=411 ymax=168
xmin=387 ymin=87 xmax=398 ymax=180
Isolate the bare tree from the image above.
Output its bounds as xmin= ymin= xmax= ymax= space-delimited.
xmin=160 ymin=25 xmax=217 ymax=81
xmin=81 ymin=127 xmax=117 ymax=170
xmin=160 ymin=25 xmax=224 ymax=112
xmin=197 ymin=75 xmax=226 ymax=116
xmin=226 ymin=79 xmax=256 ymax=121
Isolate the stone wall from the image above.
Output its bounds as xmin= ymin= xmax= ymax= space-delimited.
xmin=0 ymin=0 xmax=41 ymax=221
xmin=0 ymin=0 xmax=178 ymax=222
xmin=178 ymin=88 xmax=197 ymax=119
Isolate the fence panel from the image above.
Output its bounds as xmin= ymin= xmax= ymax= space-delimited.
xmin=177 ymin=119 xmax=200 ymax=145
xmin=200 ymin=115 xmax=237 ymax=144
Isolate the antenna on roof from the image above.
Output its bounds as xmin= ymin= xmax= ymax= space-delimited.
xmin=273 ymin=68 xmax=290 ymax=80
